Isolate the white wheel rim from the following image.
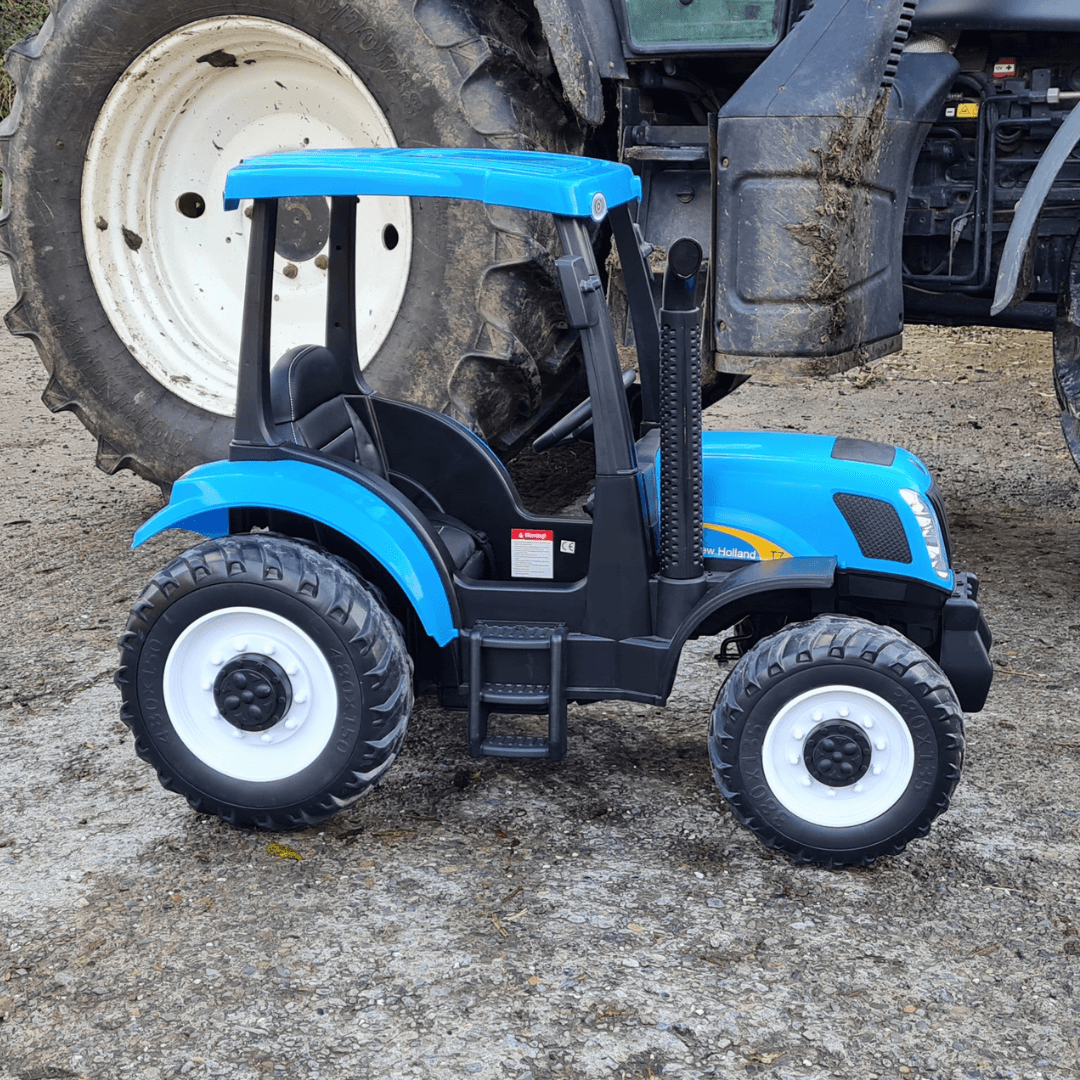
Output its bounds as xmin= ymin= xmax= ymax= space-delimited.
xmin=760 ymin=685 xmax=915 ymax=828
xmin=82 ymin=17 xmax=412 ymax=416
xmin=163 ymin=607 xmax=338 ymax=782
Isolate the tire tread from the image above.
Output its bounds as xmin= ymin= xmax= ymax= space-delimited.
xmin=710 ymin=615 xmax=964 ymax=867
xmin=1 ymin=0 xmax=584 ymax=485
xmin=117 ymin=535 xmax=412 ymax=830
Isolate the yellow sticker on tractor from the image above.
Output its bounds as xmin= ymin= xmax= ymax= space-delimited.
xmin=957 ymin=103 xmax=979 ymax=119
xmin=703 ymin=523 xmax=791 ymax=562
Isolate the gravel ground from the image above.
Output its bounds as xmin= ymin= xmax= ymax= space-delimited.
xmin=2 ymin=261 xmax=1080 ymax=1080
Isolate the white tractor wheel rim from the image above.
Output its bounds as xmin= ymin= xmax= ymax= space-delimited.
xmin=163 ymin=606 xmax=338 ymax=782
xmin=760 ymin=685 xmax=916 ymax=828
xmin=82 ymin=17 xmax=412 ymax=416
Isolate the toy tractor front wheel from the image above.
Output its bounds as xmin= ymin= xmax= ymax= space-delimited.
xmin=710 ymin=616 xmax=964 ymax=867
xmin=117 ymin=536 xmax=412 ymax=829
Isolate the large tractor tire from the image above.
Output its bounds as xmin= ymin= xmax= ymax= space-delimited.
xmin=0 ymin=0 xmax=580 ymax=489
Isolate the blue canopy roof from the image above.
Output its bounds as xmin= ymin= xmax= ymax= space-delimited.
xmin=223 ymin=148 xmax=641 ymax=220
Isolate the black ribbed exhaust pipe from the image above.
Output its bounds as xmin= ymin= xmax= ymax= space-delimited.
xmin=658 ymin=237 xmax=704 ymax=583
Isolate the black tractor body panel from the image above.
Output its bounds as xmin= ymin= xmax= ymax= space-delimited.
xmin=532 ymin=0 xmax=626 ymax=124
xmin=913 ymin=0 xmax=1080 ymax=34
xmin=711 ymin=0 xmax=958 ymax=375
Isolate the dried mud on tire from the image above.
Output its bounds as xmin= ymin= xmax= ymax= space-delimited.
xmin=2 ymin=285 xmax=1080 ymax=1079
xmin=0 ymin=0 xmax=579 ymax=488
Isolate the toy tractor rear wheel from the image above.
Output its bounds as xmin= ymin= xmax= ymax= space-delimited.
xmin=117 ymin=536 xmax=413 ymax=829
xmin=1 ymin=0 xmax=578 ymax=489
xmin=710 ymin=615 xmax=965 ymax=867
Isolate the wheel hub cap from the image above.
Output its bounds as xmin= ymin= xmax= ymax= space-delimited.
xmin=803 ymin=721 xmax=872 ymax=787
xmin=760 ymin=684 xmax=917 ymax=828
xmin=81 ymin=17 xmax=412 ymax=416
xmin=163 ymin=606 xmax=338 ymax=782
xmin=214 ymin=654 xmax=292 ymax=731
xmin=275 ymin=197 xmax=331 ymax=263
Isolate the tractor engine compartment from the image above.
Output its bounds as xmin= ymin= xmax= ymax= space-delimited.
xmin=903 ymin=33 xmax=1080 ymax=330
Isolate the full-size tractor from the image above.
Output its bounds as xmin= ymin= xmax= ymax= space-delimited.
xmin=3 ymin=0 xmax=1080 ymax=488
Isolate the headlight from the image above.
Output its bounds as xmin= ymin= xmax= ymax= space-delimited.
xmin=900 ymin=489 xmax=951 ymax=581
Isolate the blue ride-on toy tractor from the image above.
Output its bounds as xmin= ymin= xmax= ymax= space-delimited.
xmin=118 ymin=149 xmax=993 ymax=867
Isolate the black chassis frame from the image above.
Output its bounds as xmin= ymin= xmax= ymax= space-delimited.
xmin=225 ymin=190 xmax=992 ymax=742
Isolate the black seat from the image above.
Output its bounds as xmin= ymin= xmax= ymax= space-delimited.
xmin=270 ymin=344 xmax=386 ymax=474
xmin=269 ymin=345 xmax=489 ymax=577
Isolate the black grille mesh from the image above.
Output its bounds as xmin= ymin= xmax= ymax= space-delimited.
xmin=834 ymin=493 xmax=912 ymax=564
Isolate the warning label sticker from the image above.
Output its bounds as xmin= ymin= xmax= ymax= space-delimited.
xmin=511 ymin=528 xmax=554 ymax=579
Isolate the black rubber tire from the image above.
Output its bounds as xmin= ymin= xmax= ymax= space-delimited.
xmin=0 ymin=0 xmax=580 ymax=489
xmin=1053 ymin=308 xmax=1080 ymax=473
xmin=116 ymin=535 xmax=413 ymax=829
xmin=709 ymin=615 xmax=964 ymax=868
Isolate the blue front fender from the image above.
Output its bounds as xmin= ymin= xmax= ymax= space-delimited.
xmin=133 ymin=460 xmax=458 ymax=646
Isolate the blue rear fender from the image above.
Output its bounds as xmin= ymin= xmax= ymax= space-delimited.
xmin=133 ymin=459 xmax=459 ymax=647
xmin=694 ymin=432 xmax=953 ymax=589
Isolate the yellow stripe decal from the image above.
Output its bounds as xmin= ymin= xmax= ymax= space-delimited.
xmin=704 ymin=523 xmax=791 ymax=561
